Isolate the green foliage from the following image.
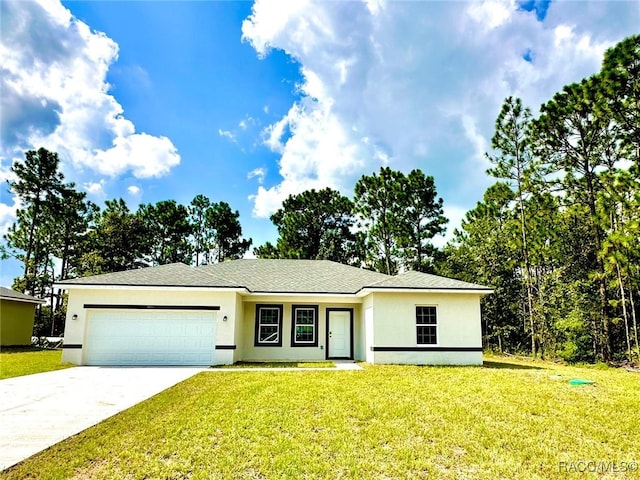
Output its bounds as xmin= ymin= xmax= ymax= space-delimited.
xmin=78 ymin=199 xmax=150 ymax=275
xmin=255 ymin=188 xmax=361 ymax=265
xmin=444 ymin=35 xmax=640 ymax=364
xmin=139 ymin=200 xmax=194 ymax=265
xmin=190 ymin=196 xmax=252 ymax=264
xmin=355 ymin=167 xmax=446 ymax=274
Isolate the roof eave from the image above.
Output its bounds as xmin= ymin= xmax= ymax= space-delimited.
xmin=0 ymin=296 xmax=46 ymax=304
xmin=53 ymin=283 xmax=248 ymax=293
xmin=357 ymin=287 xmax=494 ymax=296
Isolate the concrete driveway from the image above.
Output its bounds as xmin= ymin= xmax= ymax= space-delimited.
xmin=0 ymin=366 xmax=204 ymax=471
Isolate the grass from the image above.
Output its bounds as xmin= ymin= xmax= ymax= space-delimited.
xmin=0 ymin=347 xmax=73 ymax=380
xmin=221 ymin=361 xmax=336 ymax=368
xmin=2 ymin=355 xmax=639 ymax=479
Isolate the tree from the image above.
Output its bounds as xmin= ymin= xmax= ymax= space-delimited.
xmin=599 ymin=35 xmax=640 ymax=166
xmin=438 ymin=183 xmax=523 ymax=352
xmin=354 ymin=167 xmax=406 ymax=274
xmin=205 ymin=201 xmax=252 ymax=262
xmin=79 ymin=199 xmax=150 ymax=275
xmin=256 ymin=188 xmax=360 ymax=265
xmin=139 ymin=200 xmax=193 ymax=265
xmin=532 ymin=77 xmax=616 ymax=361
xmin=6 ymin=148 xmax=66 ymax=295
xmin=398 ymin=169 xmax=447 ymax=273
xmin=355 ymin=167 xmax=446 ymax=274
xmin=486 ymin=96 xmax=538 ymax=356
xmin=189 ymin=194 xmax=212 ymax=266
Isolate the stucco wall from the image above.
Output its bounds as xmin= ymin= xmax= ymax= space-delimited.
xmin=368 ymin=291 xmax=483 ymax=365
xmin=62 ymin=288 xmax=238 ymax=365
xmin=0 ymin=300 xmax=37 ymax=346
xmin=241 ymin=297 xmax=361 ymax=362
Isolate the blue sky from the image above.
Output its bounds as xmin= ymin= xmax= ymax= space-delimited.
xmin=1 ymin=0 xmax=638 ymax=287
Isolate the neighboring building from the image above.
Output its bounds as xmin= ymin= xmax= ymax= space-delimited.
xmin=56 ymin=260 xmax=492 ymax=366
xmin=0 ymin=287 xmax=45 ymax=346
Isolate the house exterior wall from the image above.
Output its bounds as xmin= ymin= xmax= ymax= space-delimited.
xmin=233 ymin=294 xmax=245 ymax=363
xmin=60 ymin=286 xmax=484 ymax=366
xmin=62 ymin=288 xmax=238 ymax=365
xmin=363 ymin=294 xmax=374 ymax=364
xmin=240 ymin=297 xmax=362 ymax=362
xmin=368 ymin=291 xmax=483 ymax=365
xmin=0 ymin=300 xmax=37 ymax=346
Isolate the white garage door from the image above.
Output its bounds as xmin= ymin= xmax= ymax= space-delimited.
xmin=85 ymin=309 xmax=216 ymax=366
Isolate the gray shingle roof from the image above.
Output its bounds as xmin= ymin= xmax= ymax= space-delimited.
xmin=0 ymin=287 xmax=45 ymax=303
xmin=366 ymin=270 xmax=492 ymax=292
xmin=56 ymin=259 xmax=492 ymax=294
xmin=56 ymin=263 xmax=242 ymax=288
xmin=199 ymin=259 xmax=390 ymax=294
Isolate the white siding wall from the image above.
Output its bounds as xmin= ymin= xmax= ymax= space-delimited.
xmin=369 ymin=291 xmax=483 ymax=365
xmin=62 ymin=288 xmax=239 ymax=365
xmin=363 ymin=294 xmax=374 ymax=364
xmin=241 ymin=297 xmax=361 ymax=362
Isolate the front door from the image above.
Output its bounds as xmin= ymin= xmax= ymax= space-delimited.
xmin=326 ymin=309 xmax=353 ymax=359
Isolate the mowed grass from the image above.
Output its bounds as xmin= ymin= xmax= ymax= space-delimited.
xmin=223 ymin=361 xmax=336 ymax=368
xmin=0 ymin=347 xmax=72 ymax=379
xmin=2 ymin=356 xmax=639 ymax=479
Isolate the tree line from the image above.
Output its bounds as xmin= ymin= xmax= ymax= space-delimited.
xmin=2 ymin=148 xmax=252 ymax=336
xmin=439 ymin=35 xmax=639 ymax=364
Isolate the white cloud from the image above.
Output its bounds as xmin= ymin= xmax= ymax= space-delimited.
xmin=0 ymin=196 xmax=21 ymax=236
xmin=242 ymin=0 xmax=638 ymax=220
xmin=218 ymin=129 xmax=237 ymax=143
xmin=239 ymin=116 xmax=255 ymax=130
xmin=127 ymin=185 xmax=141 ymax=196
xmin=83 ymin=179 xmax=106 ymax=197
xmin=247 ymin=167 xmax=267 ymax=184
xmin=0 ymin=0 xmax=181 ymax=187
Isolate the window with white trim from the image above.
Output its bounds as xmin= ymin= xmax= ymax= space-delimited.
xmin=291 ymin=305 xmax=318 ymax=347
xmin=416 ymin=306 xmax=437 ymax=345
xmin=254 ymin=305 xmax=283 ymax=346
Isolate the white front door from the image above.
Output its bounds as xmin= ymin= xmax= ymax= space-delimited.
xmin=327 ymin=309 xmax=352 ymax=359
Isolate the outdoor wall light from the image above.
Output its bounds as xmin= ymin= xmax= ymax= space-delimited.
xmin=223 ymin=315 xmax=228 ymax=322
xmin=72 ymin=314 xmax=78 ymax=320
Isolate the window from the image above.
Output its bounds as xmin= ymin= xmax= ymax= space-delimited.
xmin=416 ymin=306 xmax=437 ymax=345
xmin=254 ymin=305 xmax=283 ymax=346
xmin=291 ymin=305 xmax=319 ymax=347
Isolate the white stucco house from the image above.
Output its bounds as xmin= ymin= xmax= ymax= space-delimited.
xmin=57 ymin=259 xmax=492 ymax=366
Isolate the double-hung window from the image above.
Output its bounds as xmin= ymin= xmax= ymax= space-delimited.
xmin=291 ymin=305 xmax=318 ymax=347
xmin=254 ymin=304 xmax=283 ymax=346
xmin=416 ymin=306 xmax=437 ymax=345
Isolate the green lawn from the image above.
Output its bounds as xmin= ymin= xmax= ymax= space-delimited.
xmin=0 ymin=347 xmax=73 ymax=380
xmin=2 ymin=356 xmax=639 ymax=479
xmin=223 ymin=361 xmax=336 ymax=368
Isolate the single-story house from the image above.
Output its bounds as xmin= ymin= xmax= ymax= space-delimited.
xmin=0 ymin=287 xmax=45 ymax=346
xmin=56 ymin=259 xmax=492 ymax=366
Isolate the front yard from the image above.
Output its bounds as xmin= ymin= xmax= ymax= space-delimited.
xmin=0 ymin=347 xmax=72 ymax=380
xmin=2 ymin=356 xmax=639 ymax=479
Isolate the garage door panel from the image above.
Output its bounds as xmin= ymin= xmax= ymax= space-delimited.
xmin=85 ymin=310 xmax=216 ymax=366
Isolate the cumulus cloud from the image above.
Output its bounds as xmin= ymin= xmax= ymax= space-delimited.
xmin=83 ymin=179 xmax=106 ymax=197
xmin=247 ymin=167 xmax=267 ymax=184
xmin=127 ymin=185 xmax=141 ymax=196
xmin=242 ymin=0 xmax=638 ymax=228
xmin=0 ymin=196 xmax=21 ymax=236
xmin=0 ymin=0 xmax=180 ymax=180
